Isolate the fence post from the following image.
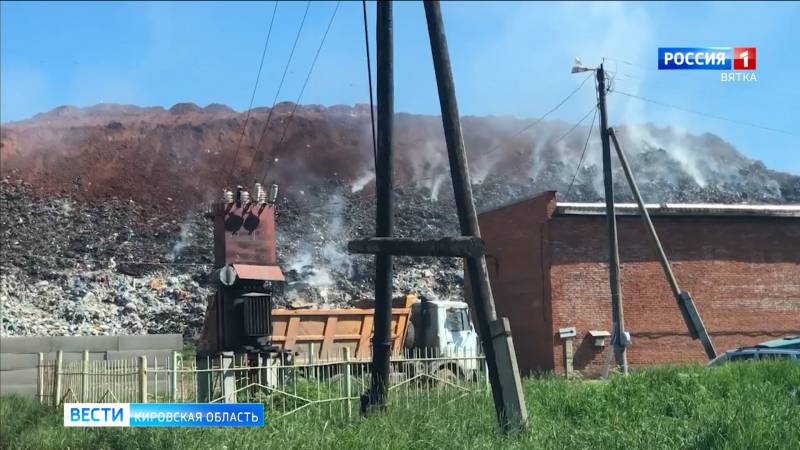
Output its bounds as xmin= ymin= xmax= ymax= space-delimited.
xmin=485 ymin=360 xmax=491 ymax=393
xmin=54 ymin=350 xmax=63 ymax=405
xmin=81 ymin=350 xmax=89 ymax=402
xmin=138 ymin=355 xmax=147 ymax=403
xmin=172 ymin=351 xmax=179 ymax=402
xmin=196 ymin=355 xmax=211 ymax=403
xmin=221 ymin=352 xmax=235 ymax=404
xmin=307 ymin=342 xmax=315 ymax=381
xmin=344 ymin=347 xmax=352 ymax=419
xmin=256 ymin=353 xmax=263 ymax=387
xmin=37 ymin=352 xmax=44 ymax=404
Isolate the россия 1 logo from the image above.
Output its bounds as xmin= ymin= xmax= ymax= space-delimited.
xmin=658 ymin=47 xmax=756 ymax=82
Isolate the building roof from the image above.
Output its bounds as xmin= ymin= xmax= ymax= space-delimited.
xmin=555 ymin=202 xmax=800 ymax=218
xmin=477 ymin=190 xmax=800 ymax=218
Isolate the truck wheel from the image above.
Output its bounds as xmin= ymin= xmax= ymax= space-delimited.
xmin=433 ymin=365 xmax=459 ymax=387
xmin=404 ymin=321 xmax=415 ymax=350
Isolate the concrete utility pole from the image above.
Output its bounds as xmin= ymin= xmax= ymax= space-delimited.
xmin=596 ymin=64 xmax=629 ymax=375
xmin=608 ymin=128 xmax=717 ymax=360
xmin=368 ymin=0 xmax=394 ymax=409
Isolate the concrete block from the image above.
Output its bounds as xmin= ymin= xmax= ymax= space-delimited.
xmin=0 ymin=353 xmax=39 ymax=371
xmin=0 ymin=383 xmax=37 ymax=396
xmin=62 ymin=352 xmax=108 ymax=363
xmin=51 ymin=336 xmax=120 ymax=352
xmin=0 ymin=336 xmax=52 ymax=353
xmin=0 ymin=368 xmax=38 ymax=385
xmin=106 ymin=350 xmax=175 ymax=365
xmin=117 ymin=334 xmax=182 ymax=351
xmin=38 ymin=351 xmax=107 ymax=363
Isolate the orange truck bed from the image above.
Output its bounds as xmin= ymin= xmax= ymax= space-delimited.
xmin=270 ymin=295 xmax=416 ymax=362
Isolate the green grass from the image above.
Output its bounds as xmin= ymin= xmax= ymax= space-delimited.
xmin=1 ymin=361 xmax=798 ymax=450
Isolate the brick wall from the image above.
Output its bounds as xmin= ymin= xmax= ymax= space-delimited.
xmin=479 ymin=192 xmax=800 ymax=377
xmin=549 ymin=214 xmax=800 ymax=375
xmin=477 ymin=192 xmax=557 ymax=374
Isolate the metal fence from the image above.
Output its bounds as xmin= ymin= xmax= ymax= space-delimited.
xmin=38 ymin=348 xmax=488 ymax=422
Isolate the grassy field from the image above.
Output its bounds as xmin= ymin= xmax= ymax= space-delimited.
xmin=1 ymin=361 xmax=798 ymax=450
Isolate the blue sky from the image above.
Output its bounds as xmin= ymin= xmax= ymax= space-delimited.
xmin=2 ymin=1 xmax=798 ymax=173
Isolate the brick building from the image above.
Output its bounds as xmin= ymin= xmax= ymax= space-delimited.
xmin=478 ymin=191 xmax=800 ymax=376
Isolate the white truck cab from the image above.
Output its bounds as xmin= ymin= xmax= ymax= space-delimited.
xmin=407 ymin=299 xmax=481 ymax=376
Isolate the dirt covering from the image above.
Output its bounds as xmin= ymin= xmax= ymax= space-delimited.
xmin=1 ymin=103 xmax=798 ymax=338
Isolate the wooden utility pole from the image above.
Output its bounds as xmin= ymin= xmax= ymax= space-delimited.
xmin=357 ymin=1 xmax=527 ymax=430
xmin=366 ymin=0 xmax=394 ymax=410
xmin=596 ymin=64 xmax=629 ymax=375
xmin=424 ymin=1 xmax=526 ymax=429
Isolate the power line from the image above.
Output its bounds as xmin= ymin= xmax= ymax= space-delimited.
xmin=564 ymin=106 xmax=598 ymax=200
xmin=612 ymin=90 xmax=800 ymax=137
xmin=224 ymin=1 xmax=279 ymax=186
xmin=244 ymin=0 xmax=313 ymax=182
xmin=261 ymin=68 xmax=595 ymax=205
xmin=551 ymin=105 xmax=597 ymax=146
xmin=603 ymin=56 xmax=649 ymax=72
xmin=272 ymin=102 xmax=596 ymax=216
xmin=259 ymin=1 xmax=342 ymax=185
xmin=263 ymin=74 xmax=597 ymax=213
xmin=474 ymin=72 xmax=594 ymax=166
xmin=362 ymin=0 xmax=377 ymax=170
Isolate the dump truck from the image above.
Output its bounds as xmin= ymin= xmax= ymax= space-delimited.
xmin=270 ymin=294 xmax=480 ymax=365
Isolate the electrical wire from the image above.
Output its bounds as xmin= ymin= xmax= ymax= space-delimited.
xmin=473 ymin=72 xmax=594 ymax=166
xmin=243 ymin=1 xmax=313 ymax=182
xmin=551 ymin=105 xmax=597 ymax=146
xmin=258 ymin=70 xmax=595 ymax=207
xmin=362 ymin=0 xmax=378 ymax=170
xmin=258 ymin=1 xmax=342 ymax=186
xmin=564 ymin=106 xmax=598 ymax=200
xmin=612 ymin=90 xmax=799 ymax=137
xmin=254 ymin=71 xmax=596 ymax=215
xmin=266 ymin=101 xmax=597 ymax=217
xmin=223 ymin=1 xmax=279 ymax=186
xmin=603 ymin=56 xmax=649 ymax=72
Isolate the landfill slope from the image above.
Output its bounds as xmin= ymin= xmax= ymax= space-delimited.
xmin=1 ymin=103 xmax=797 ymax=338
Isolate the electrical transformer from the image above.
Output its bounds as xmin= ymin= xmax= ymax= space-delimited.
xmin=199 ymin=184 xmax=285 ymax=355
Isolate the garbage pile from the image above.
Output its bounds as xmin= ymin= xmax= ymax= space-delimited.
xmin=2 ymin=103 xmax=798 ymax=338
xmin=0 ymin=178 xmax=214 ymax=337
xmin=276 ymin=182 xmax=464 ymax=308
xmin=3 ymin=149 xmax=798 ymax=338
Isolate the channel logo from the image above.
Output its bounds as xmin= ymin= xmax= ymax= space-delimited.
xmin=64 ymin=403 xmax=129 ymax=427
xmin=658 ymin=47 xmax=756 ymax=70
xmin=64 ymin=403 xmax=265 ymax=427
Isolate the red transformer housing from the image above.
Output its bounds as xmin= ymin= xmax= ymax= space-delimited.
xmin=212 ymin=201 xmax=279 ymax=267
xmin=200 ymin=194 xmax=285 ymax=355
